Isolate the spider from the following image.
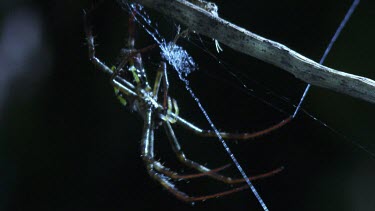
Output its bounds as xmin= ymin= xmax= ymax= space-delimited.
xmin=83 ymin=5 xmax=291 ymax=202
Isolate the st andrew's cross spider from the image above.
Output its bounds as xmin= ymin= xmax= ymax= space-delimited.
xmin=83 ymin=3 xmax=290 ymax=202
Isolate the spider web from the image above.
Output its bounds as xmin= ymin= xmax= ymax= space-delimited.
xmin=122 ymin=2 xmax=270 ymax=209
xmin=117 ymin=0 xmax=374 ymax=209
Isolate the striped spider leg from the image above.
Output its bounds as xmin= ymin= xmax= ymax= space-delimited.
xmin=83 ymin=7 xmax=287 ymax=202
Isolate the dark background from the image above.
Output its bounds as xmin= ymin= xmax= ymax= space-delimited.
xmin=1 ymin=0 xmax=374 ymax=210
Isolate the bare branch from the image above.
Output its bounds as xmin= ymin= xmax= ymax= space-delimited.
xmin=130 ymin=0 xmax=375 ymax=104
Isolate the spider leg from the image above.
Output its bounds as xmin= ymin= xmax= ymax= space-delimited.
xmin=152 ymin=62 xmax=168 ymax=103
xmin=83 ymin=10 xmax=113 ymax=76
xmin=171 ymin=113 xmax=292 ymax=140
xmin=153 ymin=62 xmax=170 ymax=111
xmin=153 ymin=158 xmax=282 ymax=182
xmin=162 ymin=120 xmax=283 ymax=184
xmin=141 ymin=109 xmax=188 ymax=201
xmin=149 ymin=162 xmax=252 ymax=202
xmin=142 ymin=108 xmax=277 ymax=202
xmin=84 ymin=10 xmax=139 ymax=99
xmin=161 ymin=63 xmax=169 ymax=109
xmin=153 ymin=162 xmax=232 ymax=180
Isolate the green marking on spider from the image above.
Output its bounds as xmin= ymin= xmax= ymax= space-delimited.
xmin=114 ymin=87 xmax=127 ymax=106
xmin=128 ymin=65 xmax=141 ymax=84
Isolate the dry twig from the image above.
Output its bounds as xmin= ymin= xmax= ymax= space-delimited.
xmin=129 ymin=0 xmax=375 ymax=104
